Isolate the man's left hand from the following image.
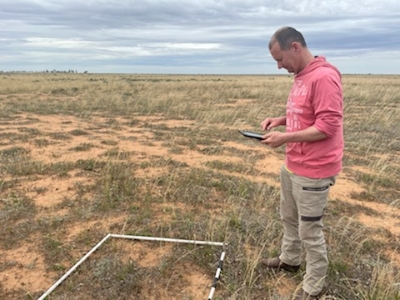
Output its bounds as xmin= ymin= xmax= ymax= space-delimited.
xmin=261 ymin=132 xmax=288 ymax=148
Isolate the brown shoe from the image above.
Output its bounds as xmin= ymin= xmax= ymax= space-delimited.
xmin=294 ymin=288 xmax=317 ymax=300
xmin=294 ymin=287 xmax=327 ymax=300
xmin=261 ymin=257 xmax=300 ymax=273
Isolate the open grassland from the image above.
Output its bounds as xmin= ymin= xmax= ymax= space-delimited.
xmin=0 ymin=73 xmax=399 ymax=299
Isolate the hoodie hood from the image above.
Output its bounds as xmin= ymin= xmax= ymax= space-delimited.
xmin=296 ymin=56 xmax=341 ymax=79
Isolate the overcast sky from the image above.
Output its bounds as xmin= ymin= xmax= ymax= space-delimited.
xmin=1 ymin=0 xmax=400 ymax=74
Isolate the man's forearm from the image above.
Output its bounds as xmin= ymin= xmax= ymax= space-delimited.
xmin=277 ymin=116 xmax=286 ymax=126
xmin=261 ymin=125 xmax=327 ymax=148
xmin=285 ymin=126 xmax=327 ymax=143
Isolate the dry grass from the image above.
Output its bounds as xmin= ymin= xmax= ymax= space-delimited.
xmin=0 ymin=73 xmax=399 ymax=299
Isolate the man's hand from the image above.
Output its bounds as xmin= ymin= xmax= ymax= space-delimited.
xmin=260 ymin=116 xmax=286 ymax=131
xmin=261 ymin=131 xmax=288 ymax=148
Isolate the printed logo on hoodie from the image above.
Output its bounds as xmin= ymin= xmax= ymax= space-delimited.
xmin=287 ymin=80 xmax=307 ymax=131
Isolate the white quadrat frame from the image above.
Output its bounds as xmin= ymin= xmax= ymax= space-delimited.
xmin=38 ymin=234 xmax=226 ymax=300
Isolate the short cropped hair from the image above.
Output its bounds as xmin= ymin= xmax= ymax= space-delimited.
xmin=269 ymin=27 xmax=307 ymax=50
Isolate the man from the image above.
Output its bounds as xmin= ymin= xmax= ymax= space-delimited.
xmin=260 ymin=27 xmax=344 ymax=300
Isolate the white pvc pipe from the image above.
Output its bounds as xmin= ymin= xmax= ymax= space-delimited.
xmin=38 ymin=234 xmax=225 ymax=300
xmin=208 ymin=251 xmax=226 ymax=300
xmin=110 ymin=234 xmax=225 ymax=246
xmin=38 ymin=233 xmax=112 ymax=300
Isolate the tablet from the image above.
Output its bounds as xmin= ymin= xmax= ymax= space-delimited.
xmin=238 ymin=130 xmax=264 ymax=140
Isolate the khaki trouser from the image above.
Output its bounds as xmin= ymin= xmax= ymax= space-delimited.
xmin=278 ymin=165 xmax=335 ymax=296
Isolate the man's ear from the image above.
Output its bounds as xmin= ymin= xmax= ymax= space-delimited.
xmin=291 ymin=42 xmax=301 ymax=52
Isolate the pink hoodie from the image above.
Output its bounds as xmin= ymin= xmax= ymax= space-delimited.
xmin=285 ymin=56 xmax=344 ymax=178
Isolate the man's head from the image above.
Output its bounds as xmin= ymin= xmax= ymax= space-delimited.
xmin=269 ymin=27 xmax=312 ymax=74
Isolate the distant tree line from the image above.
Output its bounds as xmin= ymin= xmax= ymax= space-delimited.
xmin=0 ymin=70 xmax=89 ymax=74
